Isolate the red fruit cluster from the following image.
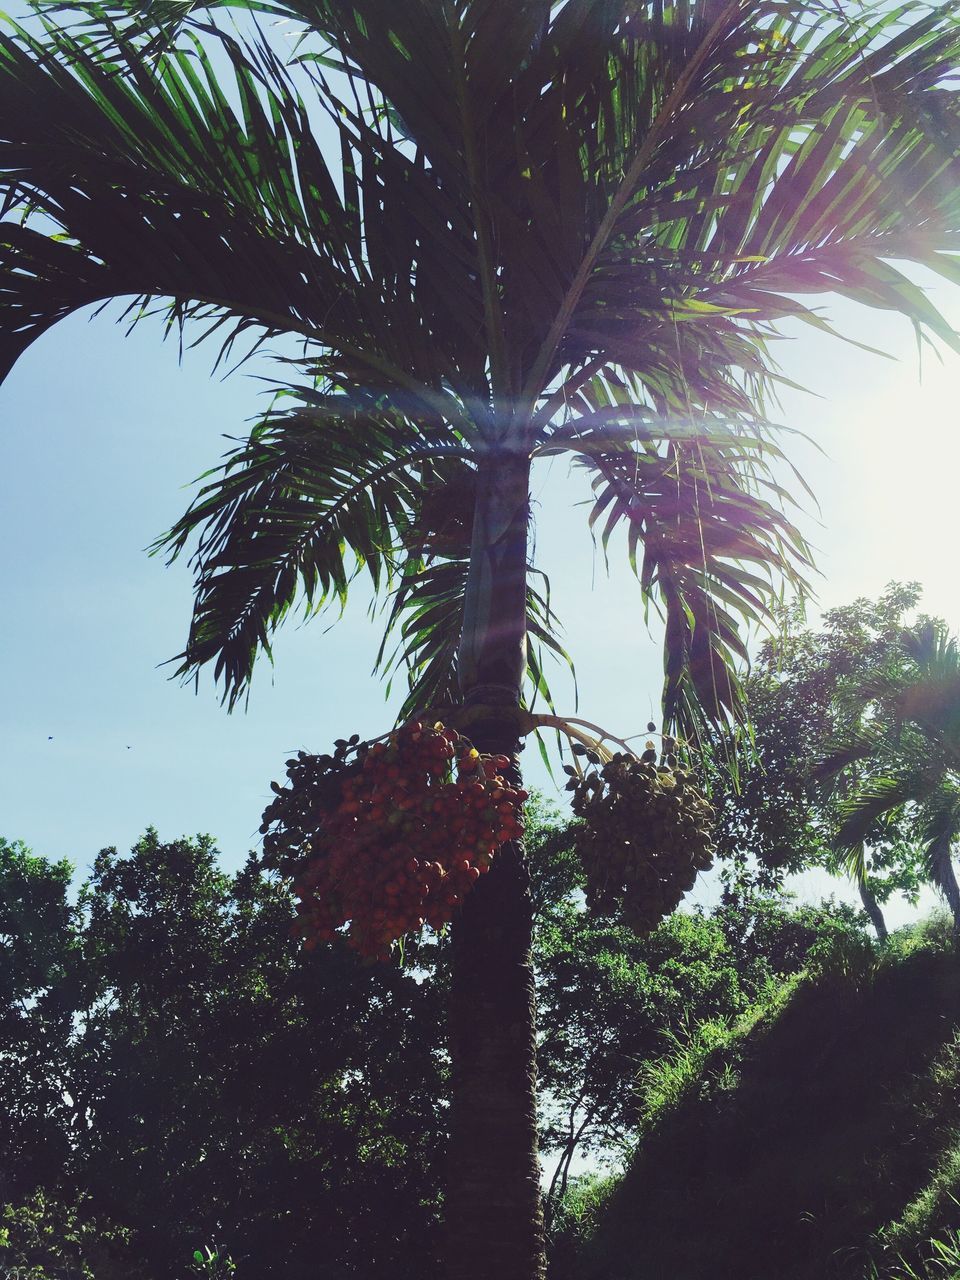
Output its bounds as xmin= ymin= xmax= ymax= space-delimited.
xmin=262 ymin=722 xmax=526 ymax=961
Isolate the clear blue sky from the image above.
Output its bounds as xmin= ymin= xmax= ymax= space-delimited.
xmin=2 ymin=258 xmax=959 ymax=924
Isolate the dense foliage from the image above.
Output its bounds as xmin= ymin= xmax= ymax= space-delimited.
xmin=0 ymin=832 xmax=447 ymax=1279
xmin=704 ymin=585 xmax=954 ymax=937
xmin=820 ymin=614 xmax=960 ymax=938
xmin=0 ymin=810 xmax=853 ymax=1278
xmin=553 ymin=918 xmax=960 ymax=1280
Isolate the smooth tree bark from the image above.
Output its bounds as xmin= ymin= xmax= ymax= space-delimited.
xmin=932 ymin=841 xmax=960 ymax=946
xmin=857 ymin=879 xmax=889 ymax=945
xmin=445 ymin=450 xmax=546 ymax=1280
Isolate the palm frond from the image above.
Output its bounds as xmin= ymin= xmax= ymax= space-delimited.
xmin=568 ymin=412 xmax=812 ymax=735
xmin=498 ymin=1 xmax=960 ymax=407
xmin=892 ymin=621 xmax=960 ymax=752
xmin=920 ymin=782 xmax=960 ymax=896
xmin=921 ymin=778 xmax=960 ymax=890
xmin=0 ymin=13 xmax=486 ymax=413
xmin=836 ymin=771 xmax=938 ymax=851
xmin=154 ymin=387 xmax=468 ymax=706
xmin=837 ymin=840 xmax=868 ymax=887
xmin=10 ymin=0 xmax=960 ymax=727
xmin=0 ymin=20 xmax=339 ymax=369
xmin=25 ymin=2 xmax=960 ymax=413
xmin=814 ymin=726 xmax=885 ymax=788
xmin=376 ymin=553 xmax=574 ymax=722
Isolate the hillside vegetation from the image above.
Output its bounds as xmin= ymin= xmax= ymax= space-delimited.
xmin=553 ymin=923 xmax=960 ymax=1280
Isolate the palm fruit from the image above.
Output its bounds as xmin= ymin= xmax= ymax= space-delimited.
xmin=566 ymin=745 xmax=715 ymax=936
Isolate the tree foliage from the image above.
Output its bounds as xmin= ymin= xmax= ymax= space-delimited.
xmin=705 ymin=585 xmax=936 ymax=923
xmin=0 ymin=810 xmax=860 ymax=1276
xmin=818 ymin=612 xmax=960 ymax=935
xmin=1 ymin=830 xmax=447 ymax=1279
xmin=521 ymin=801 xmax=855 ymax=1217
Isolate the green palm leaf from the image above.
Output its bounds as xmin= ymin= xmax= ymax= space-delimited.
xmin=153 ymin=390 xmax=469 ymax=705
xmin=563 ymin=413 xmax=812 ymax=735
xmin=376 ymin=556 xmax=573 ymax=722
xmin=0 ymin=15 xmax=484 ymax=412
xmin=814 ymin=726 xmax=886 ymax=788
xmin=836 ymin=771 xmax=939 ymax=854
xmin=920 ymin=782 xmax=960 ymax=897
xmin=897 ymin=621 xmax=960 ymax=750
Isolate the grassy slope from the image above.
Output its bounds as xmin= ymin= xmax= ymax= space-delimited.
xmin=559 ymin=937 xmax=960 ymax=1280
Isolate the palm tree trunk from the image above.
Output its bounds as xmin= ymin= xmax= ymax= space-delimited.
xmin=857 ymin=879 xmax=889 ymax=944
xmin=938 ymin=854 xmax=960 ymax=947
xmin=446 ymin=452 xmax=546 ymax=1280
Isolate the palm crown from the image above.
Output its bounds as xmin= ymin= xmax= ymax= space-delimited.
xmin=5 ymin=0 xmax=960 ymax=735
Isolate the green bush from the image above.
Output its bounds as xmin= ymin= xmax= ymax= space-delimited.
xmin=889 ymin=914 xmax=956 ymax=961
xmin=805 ymin=920 xmax=879 ymax=990
xmin=0 ymin=1191 xmax=140 ymax=1280
xmin=546 ymin=1174 xmax=618 ymax=1280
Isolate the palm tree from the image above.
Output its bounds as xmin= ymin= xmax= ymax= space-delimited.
xmin=821 ymin=621 xmax=960 ymax=943
xmin=4 ymin=3 xmax=960 ymax=1275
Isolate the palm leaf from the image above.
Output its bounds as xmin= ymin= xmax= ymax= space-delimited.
xmin=836 ymin=771 xmax=938 ymax=851
xmin=9 ymin=1 xmax=960 ymax=732
xmin=920 ymin=783 xmax=960 ymax=897
xmin=376 ymin=550 xmax=574 ymax=722
xmin=0 ymin=14 xmax=486 ymax=416
xmin=895 ymin=622 xmax=960 ymax=751
xmin=153 ymin=387 xmax=469 ymax=705
xmin=565 ymin=412 xmax=812 ymax=734
xmin=28 ymin=2 xmax=960 ymax=412
xmin=520 ymin=1 xmax=960 ymax=404
xmin=814 ymin=726 xmax=886 ymax=788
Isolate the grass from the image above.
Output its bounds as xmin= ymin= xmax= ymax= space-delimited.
xmin=867 ymin=1228 xmax=960 ymax=1279
xmin=548 ymin=919 xmax=960 ymax=1280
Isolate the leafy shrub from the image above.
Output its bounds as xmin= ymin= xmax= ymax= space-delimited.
xmin=889 ymin=913 xmax=956 ymax=961
xmin=635 ymin=1015 xmax=735 ymax=1122
xmin=0 ymin=1191 xmax=140 ymax=1280
xmin=546 ymin=1173 xmax=617 ymax=1280
xmin=805 ymin=920 xmax=878 ymax=990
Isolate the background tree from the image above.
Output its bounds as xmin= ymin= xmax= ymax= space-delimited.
xmin=0 ymin=837 xmax=77 ymax=1200
xmin=820 ymin=618 xmax=960 ymax=941
xmin=528 ymin=803 xmax=859 ymax=1220
xmin=0 ymin=1190 xmax=142 ymax=1280
xmin=1 ymin=830 xmax=447 ymax=1280
xmin=0 ymin=810 xmax=862 ymax=1277
xmin=706 ymin=585 xmax=935 ymax=941
xmin=6 ymin=4 xmax=960 ymax=1275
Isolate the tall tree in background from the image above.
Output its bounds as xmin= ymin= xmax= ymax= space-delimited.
xmin=5 ymin=4 xmax=960 ymax=1275
xmin=820 ymin=618 xmax=960 ymax=941
xmin=0 ymin=837 xmax=76 ymax=1199
xmin=708 ymin=586 xmax=933 ymax=942
xmin=0 ymin=830 xmax=449 ymax=1279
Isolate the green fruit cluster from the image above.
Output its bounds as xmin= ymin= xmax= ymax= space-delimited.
xmin=568 ymin=745 xmax=715 ymax=936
